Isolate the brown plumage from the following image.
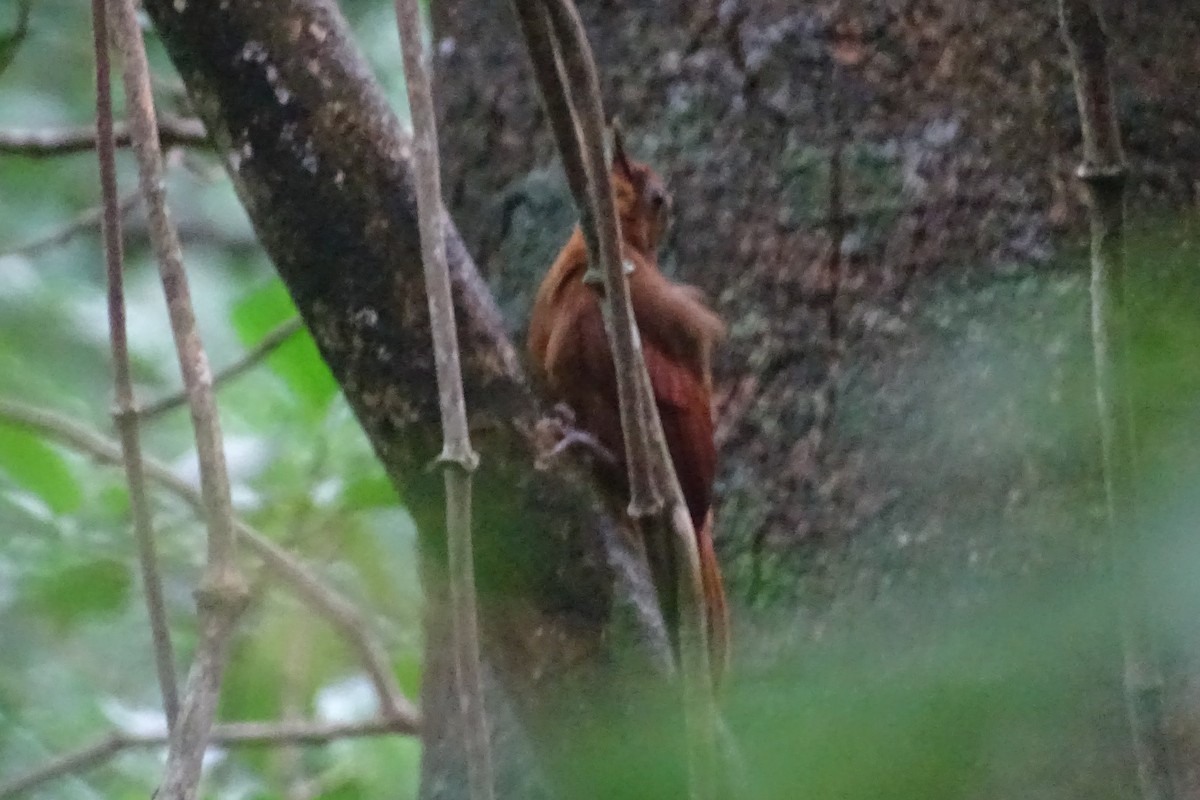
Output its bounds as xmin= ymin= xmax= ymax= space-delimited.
xmin=527 ymin=135 xmax=729 ymax=686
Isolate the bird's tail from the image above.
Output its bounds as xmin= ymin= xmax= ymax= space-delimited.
xmin=697 ymin=509 xmax=730 ymax=691
xmin=645 ymin=508 xmax=730 ymax=692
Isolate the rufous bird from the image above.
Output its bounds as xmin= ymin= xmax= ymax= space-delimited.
xmin=527 ymin=130 xmax=729 ymax=686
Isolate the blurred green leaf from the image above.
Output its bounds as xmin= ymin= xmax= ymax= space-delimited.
xmin=23 ymin=557 xmax=131 ymax=628
xmin=97 ymin=481 xmax=132 ymax=520
xmin=219 ymin=635 xmax=287 ymax=726
xmin=338 ymin=512 xmax=420 ymax=626
xmin=341 ymin=475 xmax=400 ymax=510
xmin=392 ymin=650 xmax=421 ymax=699
xmin=231 ymin=280 xmax=338 ymax=420
xmin=0 ymin=423 xmax=82 ymax=514
xmin=314 ymin=781 xmax=367 ymax=800
xmin=318 ymin=737 xmax=419 ymax=800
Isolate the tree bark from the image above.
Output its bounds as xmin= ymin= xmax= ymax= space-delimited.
xmin=429 ymin=0 xmax=1200 ymax=568
xmin=137 ymin=1 xmax=683 ymax=798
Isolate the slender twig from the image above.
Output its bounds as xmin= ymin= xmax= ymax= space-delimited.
xmin=509 ymin=0 xmax=599 ymax=268
xmin=137 ymin=318 xmax=304 ymax=420
xmin=394 ymin=3 xmax=493 ymax=800
xmin=536 ymin=0 xmax=660 ymax=517
xmin=0 ymin=716 xmax=416 ymax=800
xmin=0 ymin=397 xmax=419 ymax=725
xmin=512 ymin=2 xmax=721 ymax=797
xmin=823 ymin=88 xmax=846 ymax=349
xmin=1057 ymin=2 xmax=1177 ymax=799
xmin=0 ymin=191 xmax=140 ymax=260
xmin=808 ymin=71 xmax=847 ymax=462
xmin=91 ymin=0 xmax=180 ymax=731
xmin=109 ymin=0 xmax=249 ymax=794
xmin=0 ymin=117 xmax=209 ymax=157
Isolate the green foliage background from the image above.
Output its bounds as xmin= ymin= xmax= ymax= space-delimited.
xmin=0 ymin=2 xmax=423 ymax=798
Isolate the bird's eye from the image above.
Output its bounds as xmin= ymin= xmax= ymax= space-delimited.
xmin=648 ymin=188 xmax=666 ymax=209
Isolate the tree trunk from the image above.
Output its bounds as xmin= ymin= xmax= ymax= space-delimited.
xmin=138 ymin=1 xmax=685 ymax=797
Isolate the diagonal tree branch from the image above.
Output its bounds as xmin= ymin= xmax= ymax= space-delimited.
xmin=394 ymin=2 xmax=494 ymax=800
xmin=508 ymin=0 xmax=599 ymax=276
xmin=137 ymin=318 xmax=304 ymax=421
xmin=0 ymin=117 xmax=209 ymax=157
xmin=533 ymin=0 xmax=660 ymax=517
xmin=91 ymin=0 xmax=180 ymax=731
xmin=1057 ymin=1 xmax=1177 ymax=798
xmin=108 ymin=0 xmax=250 ymax=794
xmin=0 ymin=396 xmax=418 ymax=725
xmin=0 ymin=716 xmax=416 ymax=800
xmin=513 ymin=2 xmax=722 ymax=797
xmin=0 ymin=191 xmax=140 ymax=260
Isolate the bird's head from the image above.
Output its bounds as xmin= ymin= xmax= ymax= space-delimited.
xmin=609 ymin=122 xmax=672 ymax=258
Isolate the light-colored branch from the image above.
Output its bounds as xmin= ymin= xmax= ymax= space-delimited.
xmin=0 ymin=716 xmax=416 ymax=800
xmin=1057 ymin=1 xmax=1176 ymax=799
xmin=0 ymin=397 xmax=418 ymax=725
xmin=109 ymin=0 xmax=248 ymax=795
xmin=137 ymin=318 xmax=304 ymax=420
xmin=509 ymin=0 xmax=599 ymax=269
xmin=109 ymin=0 xmax=242 ymax=602
xmin=91 ymin=0 xmax=180 ymax=730
xmin=0 ymin=148 xmax=182 ymax=262
xmin=536 ymin=0 xmax=660 ymax=518
xmin=513 ymin=2 xmax=721 ymax=797
xmin=0 ymin=116 xmax=209 ymax=157
xmin=394 ymin=3 xmax=493 ymax=800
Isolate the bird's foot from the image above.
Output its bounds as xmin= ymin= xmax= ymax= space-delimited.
xmin=534 ymin=404 xmax=618 ymax=470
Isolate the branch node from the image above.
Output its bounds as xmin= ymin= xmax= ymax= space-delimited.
xmin=110 ymin=403 xmax=143 ymax=426
xmin=436 ymin=445 xmax=481 ymax=474
xmin=1075 ymin=161 xmax=1127 ymax=186
xmin=195 ymin=572 xmax=251 ymax=617
xmin=627 ymin=495 xmax=666 ymax=520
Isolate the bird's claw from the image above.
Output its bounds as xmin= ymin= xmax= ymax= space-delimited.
xmin=534 ymin=407 xmax=618 ymax=470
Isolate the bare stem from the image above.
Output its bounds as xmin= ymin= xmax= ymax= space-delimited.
xmin=0 ymin=716 xmax=415 ymax=800
xmin=0 ymin=117 xmax=208 ymax=157
xmin=0 ymin=190 xmax=139 ymax=260
xmin=1058 ymin=1 xmax=1176 ymax=798
xmin=509 ymin=0 xmax=599 ymax=270
xmin=90 ymin=0 xmax=180 ymax=731
xmin=0 ymin=397 xmax=419 ymax=726
xmin=108 ymin=0 xmax=249 ymax=794
xmin=536 ymin=0 xmax=660 ymax=518
xmin=394 ymin=2 xmax=493 ymax=799
xmin=808 ymin=90 xmax=847 ymax=464
xmin=137 ymin=318 xmax=304 ymax=420
xmin=512 ymin=1 xmax=722 ymax=796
